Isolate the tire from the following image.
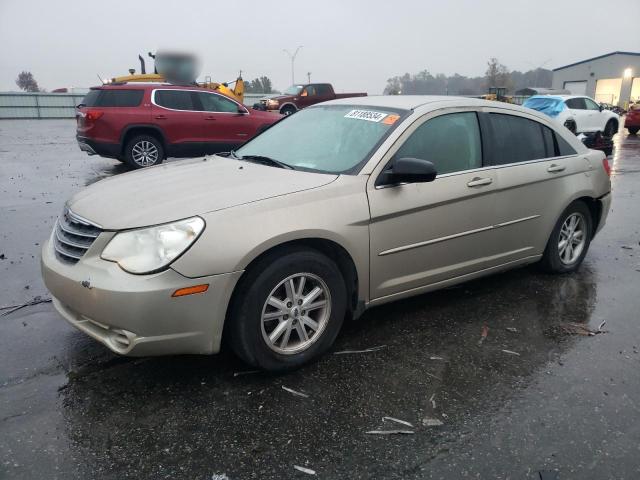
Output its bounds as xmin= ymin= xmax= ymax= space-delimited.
xmin=280 ymin=105 xmax=296 ymax=116
xmin=540 ymin=201 xmax=593 ymax=274
xmin=227 ymin=247 xmax=347 ymax=371
xmin=628 ymin=127 xmax=639 ymax=135
xmin=124 ymin=135 xmax=164 ymax=169
xmin=564 ymin=119 xmax=577 ymax=135
xmin=603 ymin=119 xmax=617 ymax=137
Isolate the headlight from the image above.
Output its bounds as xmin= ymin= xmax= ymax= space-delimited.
xmin=101 ymin=217 xmax=205 ymax=274
xmin=267 ymin=99 xmax=279 ymax=107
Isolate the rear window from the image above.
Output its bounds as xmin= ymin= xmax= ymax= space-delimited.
xmin=80 ymin=89 xmax=143 ymax=107
xmin=488 ymin=113 xmax=547 ymax=164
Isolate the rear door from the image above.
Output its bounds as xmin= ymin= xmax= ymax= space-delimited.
xmin=297 ymin=85 xmax=321 ymax=109
xmin=584 ymin=97 xmax=606 ymax=131
xmin=193 ymin=91 xmax=254 ymax=151
xmin=485 ymin=110 xmax=585 ymax=259
xmin=368 ymin=109 xmax=503 ymax=300
xmin=151 ymin=89 xmax=203 ymax=147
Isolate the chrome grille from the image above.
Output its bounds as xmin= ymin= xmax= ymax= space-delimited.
xmin=54 ymin=208 xmax=102 ymax=264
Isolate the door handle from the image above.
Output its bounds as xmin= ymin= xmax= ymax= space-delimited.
xmin=154 ymin=115 xmax=167 ymax=120
xmin=547 ymin=164 xmax=566 ymax=173
xmin=204 ymin=116 xmax=217 ymax=121
xmin=466 ymin=177 xmax=493 ymax=187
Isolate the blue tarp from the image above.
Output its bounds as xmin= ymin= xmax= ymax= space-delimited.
xmin=522 ymin=96 xmax=566 ymax=118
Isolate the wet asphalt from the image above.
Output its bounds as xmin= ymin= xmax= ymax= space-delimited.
xmin=1 ymin=120 xmax=639 ymax=480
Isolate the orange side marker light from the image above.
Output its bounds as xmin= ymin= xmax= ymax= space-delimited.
xmin=172 ymin=284 xmax=209 ymax=297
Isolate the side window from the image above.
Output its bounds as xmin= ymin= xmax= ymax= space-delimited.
xmin=541 ymin=125 xmax=555 ymax=157
xmin=317 ymin=84 xmax=331 ymax=95
xmin=585 ymin=98 xmax=600 ymax=110
xmin=302 ymin=86 xmax=317 ymax=97
xmin=487 ymin=114 xmax=547 ymax=164
xmin=96 ymin=90 xmax=144 ymax=107
xmin=154 ymin=90 xmax=197 ymax=111
xmin=555 ymin=133 xmax=578 ymax=156
xmin=394 ymin=112 xmax=482 ymax=175
xmin=197 ymin=92 xmax=240 ymax=113
xmin=565 ymin=98 xmax=586 ymax=110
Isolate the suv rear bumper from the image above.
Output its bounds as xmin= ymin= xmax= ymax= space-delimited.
xmin=77 ymin=135 xmax=121 ymax=159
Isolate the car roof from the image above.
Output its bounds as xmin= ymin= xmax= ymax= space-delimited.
xmin=321 ymin=94 xmax=546 ymax=115
xmin=91 ymin=82 xmax=210 ymax=91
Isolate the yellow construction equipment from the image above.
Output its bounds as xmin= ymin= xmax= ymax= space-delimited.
xmin=109 ymin=52 xmax=245 ymax=104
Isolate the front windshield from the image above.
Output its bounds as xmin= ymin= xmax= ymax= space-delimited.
xmin=235 ymin=105 xmax=407 ymax=173
xmin=284 ymin=85 xmax=304 ymax=95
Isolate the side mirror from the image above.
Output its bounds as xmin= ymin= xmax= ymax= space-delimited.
xmin=237 ymin=105 xmax=249 ymax=114
xmin=599 ymin=105 xmax=604 ymax=112
xmin=378 ymin=157 xmax=437 ymax=186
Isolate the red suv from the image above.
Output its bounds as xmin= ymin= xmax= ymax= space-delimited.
xmin=76 ymin=83 xmax=281 ymax=168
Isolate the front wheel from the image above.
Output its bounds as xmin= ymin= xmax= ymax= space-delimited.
xmin=628 ymin=127 xmax=639 ymax=135
xmin=280 ymin=105 xmax=296 ymax=116
xmin=227 ymin=248 xmax=347 ymax=371
xmin=540 ymin=201 xmax=593 ymax=273
xmin=124 ymin=135 xmax=164 ymax=169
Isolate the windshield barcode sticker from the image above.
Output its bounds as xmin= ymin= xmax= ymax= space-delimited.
xmin=344 ymin=110 xmax=388 ymax=122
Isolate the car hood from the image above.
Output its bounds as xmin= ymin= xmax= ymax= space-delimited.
xmin=68 ymin=156 xmax=338 ymax=230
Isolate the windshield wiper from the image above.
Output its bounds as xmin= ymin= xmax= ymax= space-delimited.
xmin=239 ymin=154 xmax=295 ymax=170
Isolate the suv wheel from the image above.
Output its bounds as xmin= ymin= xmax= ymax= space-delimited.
xmin=603 ymin=119 xmax=617 ymax=137
xmin=125 ymin=135 xmax=164 ymax=169
xmin=227 ymin=248 xmax=347 ymax=371
xmin=564 ymin=119 xmax=577 ymax=135
xmin=540 ymin=201 xmax=593 ymax=273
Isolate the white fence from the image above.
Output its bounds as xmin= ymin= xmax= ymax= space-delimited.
xmin=0 ymin=92 xmax=276 ymax=119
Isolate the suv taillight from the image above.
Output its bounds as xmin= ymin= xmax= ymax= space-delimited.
xmin=603 ymin=158 xmax=611 ymax=177
xmin=86 ymin=110 xmax=104 ymax=121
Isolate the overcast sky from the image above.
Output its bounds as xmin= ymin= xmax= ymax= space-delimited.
xmin=1 ymin=0 xmax=639 ymax=94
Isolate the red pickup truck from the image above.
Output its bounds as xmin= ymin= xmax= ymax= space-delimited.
xmin=256 ymin=83 xmax=367 ymax=115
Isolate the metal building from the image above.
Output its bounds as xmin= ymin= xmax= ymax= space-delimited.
xmin=552 ymin=51 xmax=640 ymax=107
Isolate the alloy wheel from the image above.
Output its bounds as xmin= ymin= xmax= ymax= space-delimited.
xmin=260 ymin=273 xmax=331 ymax=355
xmin=558 ymin=212 xmax=586 ymax=265
xmin=131 ymin=140 xmax=159 ymax=167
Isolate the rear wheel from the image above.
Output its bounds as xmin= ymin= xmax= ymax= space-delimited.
xmin=603 ymin=119 xmax=617 ymax=137
xmin=628 ymin=127 xmax=639 ymax=135
xmin=540 ymin=201 xmax=593 ymax=273
xmin=280 ymin=105 xmax=296 ymax=116
xmin=227 ymin=248 xmax=347 ymax=371
xmin=564 ymin=118 xmax=577 ymax=135
xmin=124 ymin=135 xmax=164 ymax=169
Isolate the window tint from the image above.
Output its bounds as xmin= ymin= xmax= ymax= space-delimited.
xmin=196 ymin=92 xmax=240 ymax=113
xmin=154 ymin=90 xmax=196 ymax=110
xmin=565 ymin=98 xmax=586 ymax=110
xmin=316 ymin=84 xmax=332 ymax=95
xmin=542 ymin=125 xmax=555 ymax=157
xmin=488 ymin=114 xmax=547 ymax=164
xmin=555 ymin=133 xmax=577 ymax=156
xmin=80 ymin=90 xmax=101 ymax=107
xmin=394 ymin=112 xmax=482 ymax=175
xmin=585 ymin=98 xmax=600 ymax=110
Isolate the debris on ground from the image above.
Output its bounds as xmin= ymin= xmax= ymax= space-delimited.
xmin=333 ymin=345 xmax=386 ymax=355
xmin=425 ymin=371 xmax=442 ymax=381
xmin=293 ymin=465 xmax=316 ymax=475
xmin=559 ymin=322 xmax=607 ymax=336
xmin=505 ymin=327 xmax=518 ymax=333
xmin=501 ymin=349 xmax=521 ymax=356
xmin=366 ymin=430 xmax=414 ymax=435
xmin=478 ymin=324 xmax=489 ymax=346
xmin=422 ymin=417 xmax=444 ymax=427
xmin=233 ymin=370 xmax=260 ymax=377
xmin=382 ymin=416 xmax=414 ymax=427
xmin=621 ymin=245 xmax=633 ymax=250
xmin=429 ymin=393 xmax=436 ymax=409
xmin=0 ymin=253 xmax=6 ymax=260
xmin=282 ymin=386 xmax=309 ymax=398
xmin=598 ymin=320 xmax=606 ymax=332
xmin=1 ymin=296 xmax=52 ymax=317
xmin=429 ymin=356 xmax=444 ymax=361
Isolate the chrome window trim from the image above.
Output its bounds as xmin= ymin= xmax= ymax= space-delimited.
xmin=151 ymin=89 xmax=248 ymax=114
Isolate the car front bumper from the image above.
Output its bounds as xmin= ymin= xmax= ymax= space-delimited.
xmin=41 ymin=232 xmax=242 ymax=356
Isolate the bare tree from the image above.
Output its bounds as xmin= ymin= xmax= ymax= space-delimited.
xmin=16 ymin=71 xmax=40 ymax=92
xmin=484 ymin=58 xmax=512 ymax=91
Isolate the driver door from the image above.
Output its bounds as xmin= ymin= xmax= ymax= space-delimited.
xmin=368 ymin=110 xmax=503 ymax=300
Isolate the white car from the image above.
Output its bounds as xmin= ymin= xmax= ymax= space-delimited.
xmin=523 ymin=95 xmax=620 ymax=136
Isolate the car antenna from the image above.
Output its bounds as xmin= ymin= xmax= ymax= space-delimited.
xmin=96 ymin=73 xmax=105 ymax=85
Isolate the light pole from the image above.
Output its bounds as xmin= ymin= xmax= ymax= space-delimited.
xmin=307 ymin=72 xmax=311 ymax=83
xmin=283 ymin=46 xmax=303 ymax=85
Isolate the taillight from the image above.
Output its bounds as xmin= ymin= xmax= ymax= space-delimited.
xmin=86 ymin=110 xmax=104 ymax=121
xmin=602 ymin=158 xmax=611 ymax=177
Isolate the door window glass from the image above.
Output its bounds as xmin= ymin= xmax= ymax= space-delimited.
xmin=555 ymin=133 xmax=577 ymax=156
xmin=565 ymin=98 xmax=586 ymax=110
xmin=154 ymin=90 xmax=197 ymax=110
xmin=394 ymin=112 xmax=482 ymax=175
xmin=542 ymin=125 xmax=555 ymax=157
xmin=316 ymin=84 xmax=332 ymax=95
xmin=488 ymin=113 xmax=547 ymax=164
xmin=585 ymin=98 xmax=600 ymax=110
xmin=197 ymin=92 xmax=240 ymax=113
